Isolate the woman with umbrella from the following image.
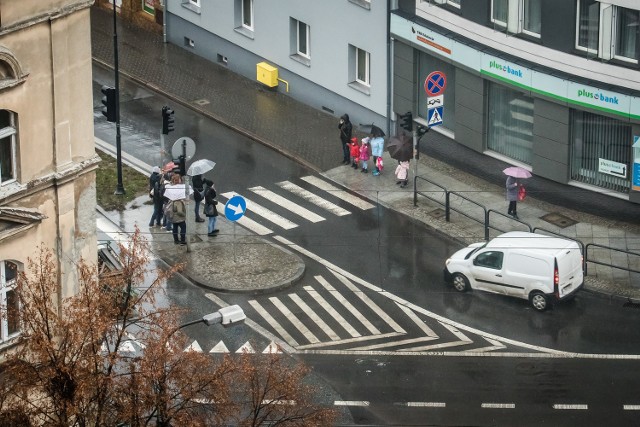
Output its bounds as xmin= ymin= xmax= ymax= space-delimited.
xmin=504 ymin=167 xmax=531 ymax=220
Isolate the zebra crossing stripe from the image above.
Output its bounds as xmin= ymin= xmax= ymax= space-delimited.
xmin=249 ymin=186 xmax=325 ymax=223
xmin=303 ymin=286 xmax=361 ymax=338
xmin=248 ymin=300 xmax=300 ymax=347
xmin=269 ymin=297 xmax=320 ymax=344
xmin=218 ymin=207 xmax=273 ymax=235
xmin=395 ymin=303 xmax=438 ymax=338
xmin=301 ymin=176 xmax=375 ymax=210
xmin=350 ymin=336 xmax=440 ymax=351
xmin=296 ymin=332 xmax=404 ymax=350
xmin=221 ymin=192 xmax=297 ymax=230
xmin=289 ymin=293 xmax=341 ymax=341
xmin=315 ymin=276 xmax=380 ymax=335
xmin=276 ymin=181 xmax=351 ymax=216
xmin=330 ymin=271 xmax=406 ymax=334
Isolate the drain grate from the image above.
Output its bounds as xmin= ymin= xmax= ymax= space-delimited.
xmin=429 ymin=208 xmax=446 ymax=219
xmin=193 ymin=99 xmax=210 ymax=106
xmin=540 ymin=212 xmax=577 ymax=228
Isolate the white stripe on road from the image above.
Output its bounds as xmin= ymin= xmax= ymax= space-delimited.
xmin=262 ymin=400 xmax=296 ymax=405
xmin=268 ymin=297 xmax=320 ymax=344
xmin=403 ymin=402 xmax=446 ymax=408
xmin=464 ymin=337 xmax=506 ymax=353
xmin=403 ymin=323 xmax=472 ymax=352
xmin=301 ymin=176 xmax=375 ymax=210
xmin=623 ymin=405 xmax=640 ymax=410
xmin=316 ymin=276 xmax=380 ymax=335
xmin=481 ymin=403 xmax=515 ymax=409
xmin=304 ymin=286 xmax=361 ymax=338
xmin=334 ymin=401 xmax=370 ymax=407
xmin=289 ymin=293 xmax=340 ymax=341
xmin=396 ymin=303 xmax=438 ymax=338
xmin=552 ymin=404 xmax=588 ymax=410
xmin=350 ymin=336 xmax=440 ymax=351
xmin=217 ymin=207 xmax=273 ymax=236
xmin=296 ymin=332 xmax=404 ymax=350
xmin=221 ymin=192 xmax=297 ymax=230
xmin=248 ymin=300 xmax=299 ymax=347
xmin=330 ymin=271 xmax=405 ymax=334
xmin=249 ymin=186 xmax=325 ymax=223
xmin=277 ymin=181 xmax=351 ymax=216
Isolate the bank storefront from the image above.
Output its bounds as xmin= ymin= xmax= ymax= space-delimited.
xmin=392 ymin=14 xmax=640 ymax=202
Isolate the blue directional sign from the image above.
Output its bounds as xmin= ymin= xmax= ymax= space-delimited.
xmin=224 ymin=195 xmax=246 ymax=222
xmin=427 ymin=106 xmax=443 ymax=127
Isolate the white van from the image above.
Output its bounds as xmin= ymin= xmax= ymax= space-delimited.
xmin=444 ymin=231 xmax=583 ymax=311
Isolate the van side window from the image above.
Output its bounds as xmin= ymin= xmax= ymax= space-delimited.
xmin=474 ymin=251 xmax=504 ymax=269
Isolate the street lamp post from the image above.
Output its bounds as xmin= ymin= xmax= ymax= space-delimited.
xmin=112 ymin=0 xmax=125 ymax=195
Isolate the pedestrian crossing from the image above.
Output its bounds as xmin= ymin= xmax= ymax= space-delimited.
xmin=218 ymin=175 xmax=375 ymax=236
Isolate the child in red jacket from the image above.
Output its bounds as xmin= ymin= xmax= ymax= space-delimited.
xmin=348 ymin=137 xmax=360 ymax=169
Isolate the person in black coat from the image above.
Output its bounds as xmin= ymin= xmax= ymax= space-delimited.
xmin=192 ymin=174 xmax=213 ymax=222
xmin=204 ymin=183 xmax=219 ymax=236
xmin=148 ymin=166 xmax=164 ymax=227
xmin=338 ymin=113 xmax=353 ymax=165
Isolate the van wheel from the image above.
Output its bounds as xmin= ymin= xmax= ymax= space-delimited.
xmin=451 ymin=273 xmax=469 ymax=292
xmin=529 ymin=291 xmax=548 ymax=312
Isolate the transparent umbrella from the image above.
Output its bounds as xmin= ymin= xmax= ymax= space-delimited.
xmin=187 ymin=159 xmax=216 ymax=176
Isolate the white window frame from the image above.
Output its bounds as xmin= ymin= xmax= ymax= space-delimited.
xmin=0 ymin=111 xmax=17 ymax=185
xmin=491 ymin=0 xmax=541 ymax=37
xmin=242 ymin=0 xmax=254 ymax=31
xmin=188 ymin=0 xmax=200 ymax=6
xmin=611 ymin=5 xmax=639 ymax=63
xmin=520 ymin=0 xmax=541 ymax=37
xmin=296 ymin=21 xmax=310 ymax=59
xmin=355 ymin=48 xmax=370 ymax=86
xmin=447 ymin=0 xmax=461 ymax=8
xmin=0 ymin=261 xmax=19 ymax=343
xmin=491 ymin=0 xmax=509 ymax=27
xmin=575 ymin=0 xmax=600 ymax=54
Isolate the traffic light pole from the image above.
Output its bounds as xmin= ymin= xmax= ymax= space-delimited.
xmin=112 ymin=0 xmax=125 ymax=195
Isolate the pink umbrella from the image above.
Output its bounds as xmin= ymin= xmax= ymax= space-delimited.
xmin=164 ymin=161 xmax=176 ymax=171
xmin=503 ymin=166 xmax=532 ymax=179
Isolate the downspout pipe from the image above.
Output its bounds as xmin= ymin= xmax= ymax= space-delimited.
xmin=386 ymin=0 xmax=392 ymax=137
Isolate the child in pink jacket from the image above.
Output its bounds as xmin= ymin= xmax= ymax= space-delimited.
xmin=395 ymin=160 xmax=410 ymax=187
xmin=359 ymin=137 xmax=371 ymax=173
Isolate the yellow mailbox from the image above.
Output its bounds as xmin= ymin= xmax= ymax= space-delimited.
xmin=256 ymin=62 xmax=278 ymax=87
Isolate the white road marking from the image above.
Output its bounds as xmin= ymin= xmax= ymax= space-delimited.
xmin=249 ymin=186 xmax=325 ymax=223
xmin=465 ymin=337 xmax=506 ymax=353
xmin=334 ymin=401 xmax=370 ymax=407
xmin=209 ymin=341 xmax=230 ymax=353
xmin=236 ymin=341 xmax=255 ymax=354
xmin=263 ymin=341 xmax=282 ymax=354
xmin=316 ymin=276 xmax=380 ymax=335
xmin=296 ymin=332 xmax=404 ymax=350
xmin=623 ymin=405 xmax=640 ymax=410
xmin=403 ymin=402 xmax=446 ymax=408
xmin=184 ymin=341 xmax=203 ymax=353
xmin=262 ymin=400 xmax=296 ymax=405
xmin=289 ymin=293 xmax=340 ymax=341
xmin=330 ymin=271 xmax=406 ymax=334
xmin=221 ymin=192 xmax=297 ymax=230
xmin=304 ymin=286 xmax=361 ymax=338
xmin=218 ymin=208 xmax=273 ymax=235
xmin=350 ymin=336 xmax=439 ymax=351
xmin=277 ymin=181 xmax=351 ymax=216
xmin=552 ymin=404 xmax=588 ymax=410
xmin=395 ymin=303 xmax=438 ymax=338
xmin=481 ymin=403 xmax=515 ymax=409
xmin=248 ymin=300 xmax=300 ymax=347
xmin=269 ymin=296 xmax=320 ymax=344
xmin=403 ymin=323 xmax=472 ymax=352
xmin=301 ymin=176 xmax=375 ymax=210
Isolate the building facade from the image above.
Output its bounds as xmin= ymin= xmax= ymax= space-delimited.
xmin=164 ymin=0 xmax=389 ymax=132
xmin=392 ymin=0 xmax=640 ymax=203
xmin=0 ymin=0 xmax=98 ymax=348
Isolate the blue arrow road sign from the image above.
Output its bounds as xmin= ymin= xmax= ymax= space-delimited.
xmin=224 ymin=195 xmax=246 ymax=222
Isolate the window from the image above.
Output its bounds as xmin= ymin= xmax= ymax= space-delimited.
xmin=189 ymin=0 xmax=200 ymax=6
xmin=522 ymin=0 xmax=541 ymax=35
xmin=576 ymin=0 xmax=601 ymax=52
xmin=448 ymin=0 xmax=461 ymax=6
xmin=474 ymin=252 xmax=504 ymax=270
xmin=356 ymin=48 xmax=370 ymax=86
xmin=242 ymin=0 xmax=253 ymax=31
xmin=492 ymin=0 xmax=541 ymax=36
xmin=492 ymin=0 xmax=508 ymax=26
xmin=1 ymin=261 xmax=19 ymax=342
xmin=0 ymin=110 xmax=17 ymax=184
xmin=614 ymin=7 xmax=639 ymax=60
xmin=297 ymin=20 xmax=310 ymax=58
xmin=487 ymin=83 xmax=533 ymax=165
xmin=577 ymin=1 xmax=639 ymax=61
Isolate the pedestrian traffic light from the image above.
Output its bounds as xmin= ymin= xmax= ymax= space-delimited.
xmin=399 ymin=112 xmax=413 ymax=132
xmin=172 ymin=155 xmax=186 ymax=176
xmin=417 ymin=125 xmax=429 ymax=138
xmin=101 ymin=85 xmax=116 ymax=122
xmin=162 ymin=106 xmax=175 ymax=135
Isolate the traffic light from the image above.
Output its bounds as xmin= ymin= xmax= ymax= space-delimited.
xmin=172 ymin=155 xmax=186 ymax=176
xmin=101 ymin=85 xmax=116 ymax=122
xmin=399 ymin=111 xmax=413 ymax=132
xmin=162 ymin=106 xmax=175 ymax=135
xmin=417 ymin=125 xmax=429 ymax=138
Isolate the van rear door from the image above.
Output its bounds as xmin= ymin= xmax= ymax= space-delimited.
xmin=555 ymin=246 xmax=583 ymax=298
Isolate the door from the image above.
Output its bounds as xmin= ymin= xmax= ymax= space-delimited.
xmin=470 ymin=251 xmax=508 ymax=294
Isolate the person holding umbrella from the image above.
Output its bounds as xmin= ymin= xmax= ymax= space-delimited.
xmin=503 ymin=167 xmax=532 ymax=220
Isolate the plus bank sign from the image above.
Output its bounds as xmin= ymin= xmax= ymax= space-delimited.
xmin=488 ymin=60 xmax=523 ymax=78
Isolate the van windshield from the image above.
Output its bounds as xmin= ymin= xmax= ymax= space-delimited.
xmin=464 ymin=243 xmax=487 ymax=260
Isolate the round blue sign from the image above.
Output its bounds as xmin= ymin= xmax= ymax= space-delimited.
xmin=424 ymin=71 xmax=447 ymax=96
xmin=224 ymin=195 xmax=246 ymax=222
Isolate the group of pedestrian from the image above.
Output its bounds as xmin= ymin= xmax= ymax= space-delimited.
xmin=148 ymin=166 xmax=220 ymax=246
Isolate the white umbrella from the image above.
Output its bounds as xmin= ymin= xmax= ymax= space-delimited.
xmin=163 ymin=183 xmax=193 ymax=201
xmin=187 ymin=159 xmax=216 ymax=176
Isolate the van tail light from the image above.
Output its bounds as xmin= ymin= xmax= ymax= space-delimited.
xmin=554 ymin=260 xmax=559 ymax=298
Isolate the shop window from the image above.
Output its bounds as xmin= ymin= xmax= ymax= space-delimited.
xmin=417 ymin=53 xmax=456 ymax=133
xmin=491 ymin=0 xmax=541 ymax=37
xmin=487 ymin=83 xmax=533 ymax=165
xmin=0 ymin=110 xmax=17 ymax=184
xmin=576 ymin=1 xmax=639 ymax=62
xmin=1 ymin=261 xmax=20 ymax=343
xmin=570 ymin=110 xmax=631 ymax=194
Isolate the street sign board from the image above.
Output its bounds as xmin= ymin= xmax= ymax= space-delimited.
xmin=424 ymin=71 xmax=447 ymax=96
xmin=225 ymin=195 xmax=246 ymax=222
xmin=598 ymin=158 xmax=626 ymax=178
xmin=427 ymin=95 xmax=444 ymax=108
xmin=427 ymin=106 xmax=443 ymax=127
xmin=171 ymin=136 xmax=196 ymax=160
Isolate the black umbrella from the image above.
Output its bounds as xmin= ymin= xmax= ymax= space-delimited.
xmin=362 ymin=123 xmax=386 ymax=138
xmin=387 ymin=135 xmax=413 ymax=161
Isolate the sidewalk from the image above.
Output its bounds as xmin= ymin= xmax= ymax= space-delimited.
xmin=91 ymin=6 xmax=640 ymax=299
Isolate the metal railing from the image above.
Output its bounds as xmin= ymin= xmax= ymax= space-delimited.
xmin=584 ymin=243 xmax=640 ymax=276
xmin=448 ymin=191 xmax=488 ymax=240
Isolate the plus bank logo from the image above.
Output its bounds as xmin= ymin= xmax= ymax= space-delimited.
xmin=489 ymin=60 xmax=523 ymax=79
xmin=577 ymin=88 xmax=619 ymax=105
